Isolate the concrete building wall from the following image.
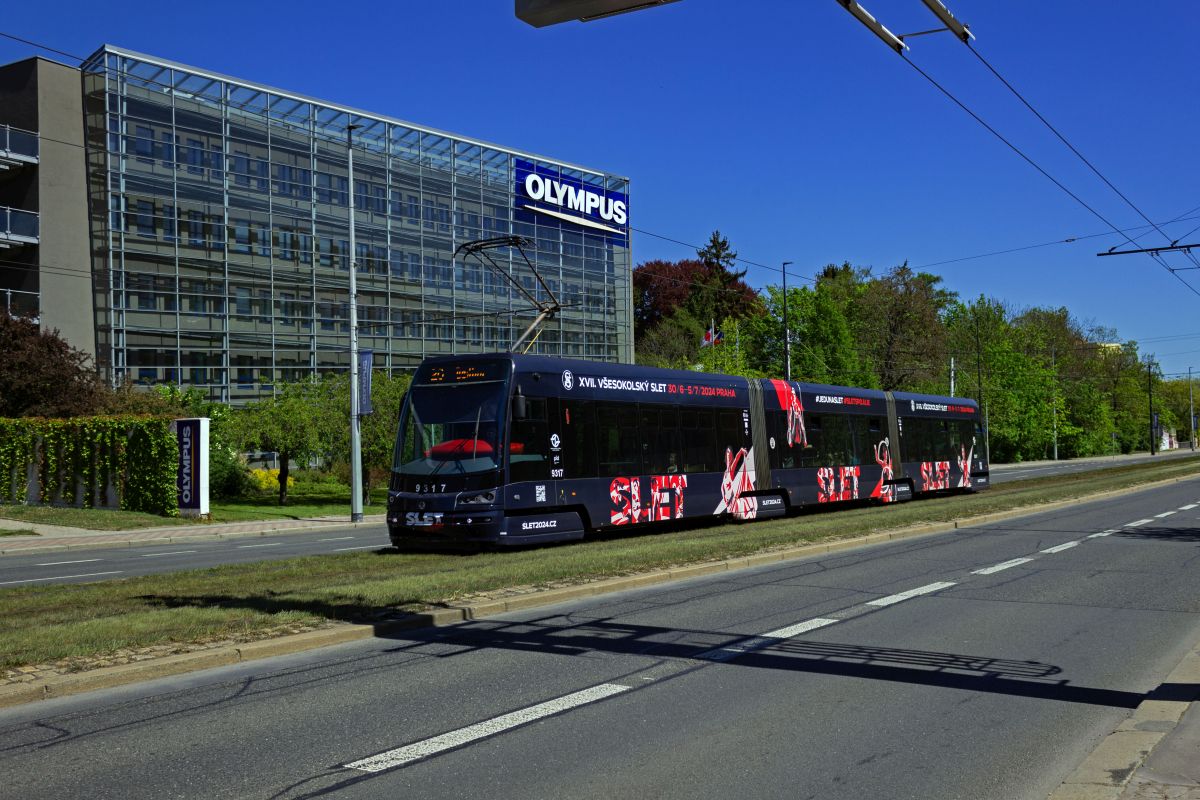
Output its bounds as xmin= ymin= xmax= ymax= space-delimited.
xmin=34 ymin=59 xmax=95 ymax=356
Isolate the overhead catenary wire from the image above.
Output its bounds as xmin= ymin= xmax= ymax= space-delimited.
xmin=897 ymin=52 xmax=1200 ymax=301
xmin=964 ymin=43 xmax=1200 ymax=273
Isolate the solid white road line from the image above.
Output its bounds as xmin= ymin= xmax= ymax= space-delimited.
xmin=1155 ymin=511 xmax=1177 ymax=518
xmin=972 ymin=557 xmax=1034 ymax=575
xmin=866 ymin=581 xmax=956 ymax=608
xmin=237 ymin=543 xmax=283 ymax=549
xmin=331 ymin=545 xmax=380 ymax=552
xmin=345 ymin=683 xmax=630 ymax=773
xmin=1125 ymin=519 xmax=1153 ymax=527
xmin=1041 ymin=541 xmax=1080 ymax=554
xmin=141 ymin=550 xmax=198 ymax=557
xmin=34 ymin=558 xmax=101 ymax=566
xmin=0 ymin=571 xmax=123 ymax=585
xmin=317 ymin=536 xmax=355 ymax=542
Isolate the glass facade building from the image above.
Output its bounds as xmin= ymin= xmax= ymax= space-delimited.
xmin=78 ymin=46 xmax=632 ymax=403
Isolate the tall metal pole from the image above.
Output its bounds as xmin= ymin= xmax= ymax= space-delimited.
xmin=781 ymin=261 xmax=792 ymax=381
xmin=949 ymin=355 xmax=955 ymax=396
xmin=1148 ymin=357 xmax=1156 ymax=456
xmin=1190 ymin=366 xmax=1195 ymax=451
xmin=347 ymin=124 xmax=364 ymax=522
xmin=1051 ymin=347 xmax=1058 ymax=461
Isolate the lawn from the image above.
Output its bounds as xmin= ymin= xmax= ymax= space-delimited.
xmin=1 ymin=454 xmax=1196 ymax=673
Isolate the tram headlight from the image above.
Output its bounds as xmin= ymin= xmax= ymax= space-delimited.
xmin=458 ymin=491 xmax=497 ymax=506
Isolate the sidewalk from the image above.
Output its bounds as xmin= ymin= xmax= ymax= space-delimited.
xmin=1050 ymin=641 xmax=1200 ymax=799
xmin=0 ymin=513 xmax=387 ymax=556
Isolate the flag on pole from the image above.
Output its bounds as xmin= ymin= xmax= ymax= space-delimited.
xmin=713 ymin=328 xmax=724 ymax=345
xmin=701 ymin=322 xmax=715 ymax=347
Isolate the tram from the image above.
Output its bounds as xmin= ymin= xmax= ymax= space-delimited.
xmin=387 ymin=353 xmax=988 ymax=546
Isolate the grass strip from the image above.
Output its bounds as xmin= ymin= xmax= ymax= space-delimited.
xmin=0 ymin=529 xmax=38 ymax=537
xmin=1 ymin=456 xmax=1197 ymax=672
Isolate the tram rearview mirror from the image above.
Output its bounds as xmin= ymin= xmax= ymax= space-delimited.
xmin=513 ymin=393 xmax=528 ymax=420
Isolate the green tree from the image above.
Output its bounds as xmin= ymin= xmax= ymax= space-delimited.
xmin=855 ymin=264 xmax=956 ymax=392
xmin=319 ymin=370 xmax=412 ymax=502
xmin=227 ymin=380 xmax=328 ymax=505
xmin=0 ymin=315 xmax=105 ymax=417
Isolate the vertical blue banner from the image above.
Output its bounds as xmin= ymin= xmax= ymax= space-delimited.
xmin=358 ymin=350 xmax=373 ymax=415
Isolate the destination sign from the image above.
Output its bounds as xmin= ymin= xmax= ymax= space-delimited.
xmin=425 ymin=362 xmax=505 ymax=384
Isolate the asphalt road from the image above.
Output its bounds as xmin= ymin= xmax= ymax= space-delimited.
xmin=1 ymin=478 xmax=1198 ymax=799
xmin=990 ymin=448 xmax=1198 ymax=483
xmin=2 ymin=451 xmax=1196 ymax=588
xmin=0 ymin=525 xmax=389 ymax=587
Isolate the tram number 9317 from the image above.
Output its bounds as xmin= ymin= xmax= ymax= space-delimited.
xmin=410 ymin=482 xmax=448 ymax=494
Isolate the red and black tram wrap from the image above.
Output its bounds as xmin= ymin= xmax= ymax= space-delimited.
xmin=388 ymin=353 xmax=988 ymax=546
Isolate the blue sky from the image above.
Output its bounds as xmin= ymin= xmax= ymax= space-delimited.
xmin=3 ymin=1 xmax=1198 ymax=379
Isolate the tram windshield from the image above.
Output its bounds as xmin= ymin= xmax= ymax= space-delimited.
xmin=395 ymin=380 xmax=507 ymax=476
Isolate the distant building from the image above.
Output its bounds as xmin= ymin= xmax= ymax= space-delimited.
xmin=0 ymin=46 xmax=632 ymax=403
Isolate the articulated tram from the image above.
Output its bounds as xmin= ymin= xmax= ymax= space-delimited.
xmin=387 ymin=353 xmax=989 ymax=546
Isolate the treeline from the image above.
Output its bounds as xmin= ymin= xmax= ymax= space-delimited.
xmin=635 ymin=233 xmax=1196 ymax=462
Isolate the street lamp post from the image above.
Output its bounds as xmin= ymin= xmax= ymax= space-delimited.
xmin=347 ymin=124 xmax=364 ymax=523
xmin=782 ymin=261 xmax=792 ymax=381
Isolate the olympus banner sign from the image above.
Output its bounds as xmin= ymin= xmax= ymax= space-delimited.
xmin=514 ymin=158 xmax=628 ymax=235
xmin=173 ymin=417 xmax=210 ymax=517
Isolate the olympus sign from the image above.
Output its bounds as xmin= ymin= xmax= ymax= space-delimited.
xmin=523 ymin=174 xmax=627 ymax=225
xmin=515 ymin=158 xmax=628 ymax=234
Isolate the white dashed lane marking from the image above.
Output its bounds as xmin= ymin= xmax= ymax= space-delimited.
xmin=972 ymin=557 xmax=1034 ymax=575
xmin=34 ymin=559 xmax=101 ymax=566
xmin=700 ymin=618 xmax=840 ymax=662
xmin=866 ymin=581 xmax=957 ymax=608
xmin=1041 ymin=541 xmax=1080 ymax=554
xmin=237 ymin=543 xmax=283 ymax=549
xmin=1125 ymin=519 xmax=1153 ymax=528
xmin=1180 ymin=504 xmax=1198 ymax=511
xmin=1087 ymin=530 xmax=1117 ymax=538
xmin=345 ymin=683 xmax=631 ymax=773
xmin=318 ymin=537 xmax=355 ymax=542
xmin=331 ymin=545 xmax=380 ymax=552
xmin=141 ymin=550 xmax=198 ymax=558
xmin=1155 ymin=511 xmax=1177 ymax=518
xmin=0 ymin=571 xmax=123 ymax=585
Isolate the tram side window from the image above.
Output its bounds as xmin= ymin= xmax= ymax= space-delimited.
xmin=509 ymin=396 xmax=550 ymax=483
xmin=681 ymin=407 xmax=717 ymax=472
xmin=716 ymin=408 xmax=745 ymax=460
xmin=850 ymin=417 xmax=884 ymax=465
xmin=597 ymin=402 xmax=642 ymax=476
xmin=641 ymin=405 xmax=682 ymax=475
xmin=816 ymin=414 xmax=853 ymax=467
xmin=800 ymin=417 xmax=824 ymax=468
xmin=560 ymin=399 xmax=597 ymax=478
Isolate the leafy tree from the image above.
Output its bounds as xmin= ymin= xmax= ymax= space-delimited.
xmin=0 ymin=315 xmax=104 ymax=417
xmin=747 ymin=282 xmax=871 ymax=385
xmin=319 ymin=371 xmax=412 ymax=502
xmin=636 ymin=308 xmax=706 ymax=369
xmin=694 ymin=318 xmax=766 ymax=378
xmin=855 ymin=265 xmax=956 ymax=391
xmin=227 ymin=380 xmax=328 ymax=505
xmin=632 ymin=231 xmax=760 ymax=365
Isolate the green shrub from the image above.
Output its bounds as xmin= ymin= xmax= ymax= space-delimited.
xmin=209 ymin=444 xmax=251 ymax=500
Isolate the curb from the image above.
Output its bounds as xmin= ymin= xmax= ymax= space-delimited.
xmin=1 ymin=472 xmax=1196 ymax=711
xmin=1048 ymin=644 xmax=1200 ymax=800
